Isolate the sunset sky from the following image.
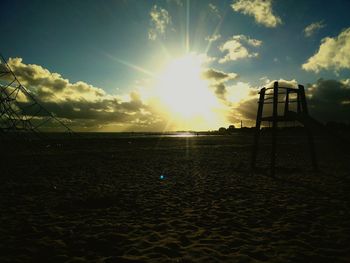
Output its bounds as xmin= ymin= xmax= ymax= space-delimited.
xmin=1 ymin=0 xmax=350 ymax=131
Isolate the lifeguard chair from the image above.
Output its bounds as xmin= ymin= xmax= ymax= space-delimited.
xmin=251 ymin=81 xmax=318 ymax=176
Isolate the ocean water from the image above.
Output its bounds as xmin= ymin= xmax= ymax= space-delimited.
xmin=76 ymin=132 xmax=216 ymax=139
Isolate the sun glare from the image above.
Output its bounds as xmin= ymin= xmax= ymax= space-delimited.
xmin=155 ymin=54 xmax=220 ymax=125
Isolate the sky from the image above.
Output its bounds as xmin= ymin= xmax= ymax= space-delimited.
xmin=1 ymin=0 xmax=350 ymax=132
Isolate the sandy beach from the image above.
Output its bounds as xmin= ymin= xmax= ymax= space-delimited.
xmin=0 ymin=134 xmax=349 ymax=262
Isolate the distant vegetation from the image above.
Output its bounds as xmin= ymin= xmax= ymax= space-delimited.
xmin=214 ymin=121 xmax=350 ymax=135
xmin=218 ymin=125 xmax=237 ymax=134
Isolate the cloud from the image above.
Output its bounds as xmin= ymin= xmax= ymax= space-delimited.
xmin=307 ymin=78 xmax=350 ymax=122
xmin=304 ymin=21 xmax=325 ymax=37
xmin=265 ymin=79 xmax=298 ymax=89
xmin=205 ymin=34 xmax=221 ymax=43
xmin=219 ymin=35 xmax=262 ymax=63
xmin=259 ymin=76 xmax=270 ymax=84
xmin=201 ymin=74 xmax=300 ymax=127
xmin=6 ymin=58 xmax=106 ymax=102
xmin=2 ymin=57 xmax=166 ymax=131
xmin=148 ymin=5 xmax=172 ymax=41
xmin=220 ymin=81 xmax=259 ymax=126
xmin=231 ymin=0 xmax=282 ymax=28
xmin=228 ymin=78 xmax=350 ymax=126
xmin=228 ymin=79 xmax=299 ymax=126
xmin=4 ymin=58 xmax=348 ymax=131
xmin=201 ymin=69 xmax=261 ymax=127
xmin=202 ymin=68 xmax=238 ymax=83
xmin=302 ymin=28 xmax=350 ymax=73
xmin=202 ymin=68 xmax=239 ymax=100
xmin=226 ymin=81 xmax=254 ymax=103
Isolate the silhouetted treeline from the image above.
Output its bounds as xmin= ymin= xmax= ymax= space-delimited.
xmin=213 ymin=121 xmax=350 ymax=136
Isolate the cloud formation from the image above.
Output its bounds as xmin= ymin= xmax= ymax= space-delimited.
xmin=3 ymin=58 xmax=165 ymax=131
xmin=307 ymin=78 xmax=350 ymax=122
xmin=228 ymin=78 xmax=350 ymax=126
xmin=202 ymin=68 xmax=238 ymax=100
xmin=202 ymin=68 xmax=238 ymax=83
xmin=302 ymin=28 xmax=350 ymax=73
xmin=231 ymin=0 xmax=282 ymax=28
xmin=205 ymin=34 xmax=221 ymax=43
xmin=304 ymin=21 xmax=325 ymax=37
xmin=229 ymin=79 xmax=300 ymax=126
xmin=3 ymin=58 xmax=348 ymax=131
xmin=219 ymin=35 xmax=262 ymax=63
xmin=6 ymin=58 xmax=106 ymax=102
xmin=148 ymin=5 xmax=171 ymax=41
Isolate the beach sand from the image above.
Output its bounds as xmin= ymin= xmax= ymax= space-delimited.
xmin=0 ymin=134 xmax=349 ymax=262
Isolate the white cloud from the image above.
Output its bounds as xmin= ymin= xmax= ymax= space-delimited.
xmin=341 ymin=78 xmax=350 ymax=86
xmin=304 ymin=21 xmax=325 ymax=37
xmin=231 ymin=0 xmax=282 ymax=28
xmin=189 ymin=53 xmax=217 ymax=64
xmin=265 ymin=79 xmax=298 ymax=89
xmin=226 ymin=82 xmax=259 ymax=126
xmin=201 ymin=71 xmax=256 ymax=126
xmin=148 ymin=5 xmax=171 ymax=41
xmin=205 ymin=34 xmax=221 ymax=43
xmin=302 ymin=28 xmax=350 ymax=73
xmin=259 ymin=76 xmax=270 ymax=84
xmin=219 ymin=35 xmax=262 ymax=63
xmin=1 ymin=57 xmax=166 ymax=131
xmin=226 ymin=81 xmax=252 ymax=103
xmin=5 ymin=57 xmax=106 ymax=103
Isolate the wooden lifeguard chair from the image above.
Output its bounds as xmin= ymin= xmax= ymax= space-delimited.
xmin=251 ymin=81 xmax=318 ymax=176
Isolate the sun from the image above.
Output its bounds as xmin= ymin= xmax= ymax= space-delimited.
xmin=155 ymin=54 xmax=220 ymax=125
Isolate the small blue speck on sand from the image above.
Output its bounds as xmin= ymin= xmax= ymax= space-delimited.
xmin=160 ymin=175 xmax=166 ymax=180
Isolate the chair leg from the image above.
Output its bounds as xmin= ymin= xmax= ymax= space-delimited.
xmin=298 ymin=117 xmax=318 ymax=171
xmin=271 ymin=82 xmax=279 ymax=177
xmin=298 ymin=85 xmax=318 ymax=171
xmin=251 ymin=88 xmax=265 ymax=170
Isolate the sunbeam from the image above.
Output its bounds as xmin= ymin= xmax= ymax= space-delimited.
xmin=102 ymin=51 xmax=157 ymax=78
xmin=204 ymin=7 xmax=228 ymax=54
xmin=186 ymin=0 xmax=190 ymax=53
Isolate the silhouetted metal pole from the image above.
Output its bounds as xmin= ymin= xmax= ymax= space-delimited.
xmin=251 ymin=87 xmax=265 ymax=169
xmin=299 ymin=84 xmax=318 ymax=171
xmin=0 ymin=52 xmax=75 ymax=137
xmin=284 ymin=89 xmax=289 ymax=116
xmin=271 ymin=82 xmax=279 ymax=177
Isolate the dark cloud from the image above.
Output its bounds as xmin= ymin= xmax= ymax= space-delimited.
xmin=202 ymin=68 xmax=238 ymax=101
xmin=214 ymin=83 xmax=227 ymax=99
xmin=307 ymin=79 xmax=350 ymax=122
xmin=202 ymin=68 xmax=238 ymax=83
